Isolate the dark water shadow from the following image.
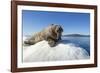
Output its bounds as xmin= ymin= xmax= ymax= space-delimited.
xmin=56 ymin=39 xmax=72 ymax=45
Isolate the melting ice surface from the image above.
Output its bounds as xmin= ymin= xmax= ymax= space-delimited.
xmin=23 ymin=36 xmax=90 ymax=62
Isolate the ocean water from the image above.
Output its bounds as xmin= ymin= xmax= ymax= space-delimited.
xmin=61 ymin=36 xmax=90 ymax=55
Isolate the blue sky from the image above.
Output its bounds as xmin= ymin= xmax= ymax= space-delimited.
xmin=22 ymin=10 xmax=90 ymax=36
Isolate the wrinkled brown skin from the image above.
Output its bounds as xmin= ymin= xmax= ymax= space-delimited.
xmin=24 ymin=24 xmax=63 ymax=47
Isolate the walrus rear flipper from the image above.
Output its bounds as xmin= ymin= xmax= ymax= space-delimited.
xmin=24 ymin=40 xmax=35 ymax=45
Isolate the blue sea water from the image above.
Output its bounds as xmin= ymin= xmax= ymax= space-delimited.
xmin=61 ymin=36 xmax=90 ymax=55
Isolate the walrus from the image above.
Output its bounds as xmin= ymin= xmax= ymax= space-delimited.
xmin=24 ymin=24 xmax=63 ymax=47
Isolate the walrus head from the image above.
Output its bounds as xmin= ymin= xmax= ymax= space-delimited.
xmin=50 ymin=24 xmax=63 ymax=41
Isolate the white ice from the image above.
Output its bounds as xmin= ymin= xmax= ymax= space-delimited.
xmin=23 ymin=39 xmax=89 ymax=62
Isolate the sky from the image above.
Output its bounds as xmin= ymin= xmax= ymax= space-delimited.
xmin=22 ymin=10 xmax=90 ymax=36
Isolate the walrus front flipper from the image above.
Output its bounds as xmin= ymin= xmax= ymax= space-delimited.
xmin=47 ymin=38 xmax=56 ymax=47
